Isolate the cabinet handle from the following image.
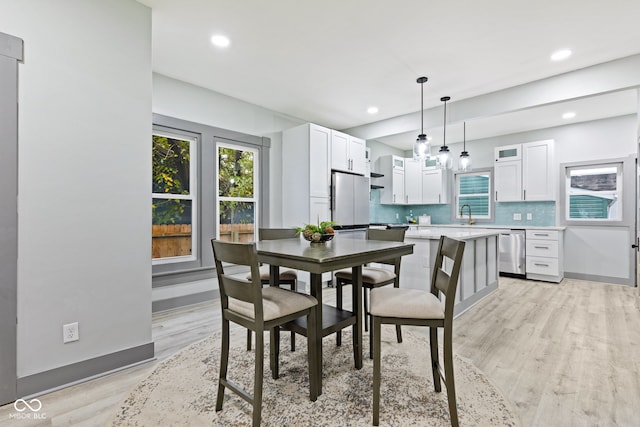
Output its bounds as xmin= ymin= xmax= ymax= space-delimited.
xmin=495 ymin=191 xmax=498 ymax=201
xmin=524 ymin=189 xmax=526 ymax=200
xmin=534 ymin=246 xmax=549 ymax=249
xmin=534 ymin=263 xmax=549 ymax=267
xmin=393 ymin=194 xmax=396 ymax=203
xmin=438 ymin=194 xmax=441 ymax=203
xmin=534 ymin=233 xmax=549 ymax=237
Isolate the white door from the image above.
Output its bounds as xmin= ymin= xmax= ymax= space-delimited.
xmin=330 ymin=130 xmax=350 ymax=172
xmin=494 ymin=160 xmax=522 ymax=202
xmin=405 ymin=158 xmax=422 ymax=204
xmin=422 ymin=169 xmax=442 ymax=204
xmin=392 ymin=169 xmax=405 ymax=204
xmin=309 ymin=125 xmax=331 ymax=198
xmin=349 ymin=136 xmax=367 ymax=175
xmin=523 ymin=140 xmax=554 ymax=201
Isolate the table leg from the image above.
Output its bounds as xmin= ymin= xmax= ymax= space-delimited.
xmin=309 ymin=272 xmax=323 ymax=396
xmin=352 ymin=265 xmax=363 ymax=369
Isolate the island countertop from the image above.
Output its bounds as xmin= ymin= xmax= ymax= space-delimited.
xmin=405 ymin=227 xmax=500 ymax=240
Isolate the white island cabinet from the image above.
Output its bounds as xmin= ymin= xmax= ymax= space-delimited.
xmin=401 ymin=228 xmax=500 ymax=316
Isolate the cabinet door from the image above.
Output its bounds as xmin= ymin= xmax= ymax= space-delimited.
xmin=522 ymin=140 xmax=554 ymax=201
xmin=392 ymin=168 xmax=405 ymax=204
xmin=349 ymin=136 xmax=367 ymax=175
xmin=309 ymin=197 xmax=331 ymax=224
xmin=309 ymin=125 xmax=331 ymax=198
xmin=405 ymin=158 xmax=422 ymax=204
xmin=494 ymin=160 xmax=522 ymax=201
xmin=421 ymin=169 xmax=444 ymax=204
xmin=330 ymin=130 xmax=350 ymax=173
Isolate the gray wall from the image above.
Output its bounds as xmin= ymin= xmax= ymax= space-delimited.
xmin=0 ymin=0 xmax=153 ymax=384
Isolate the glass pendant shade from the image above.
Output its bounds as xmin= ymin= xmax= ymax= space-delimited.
xmin=413 ymin=134 xmax=430 ymax=160
xmin=438 ymin=145 xmax=452 ymax=169
xmin=459 ymin=151 xmax=471 ymax=171
xmin=458 ymin=121 xmax=472 ymax=171
xmin=413 ymin=76 xmax=429 ymax=160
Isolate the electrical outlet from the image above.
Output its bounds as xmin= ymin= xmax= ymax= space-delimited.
xmin=527 ymin=213 xmax=533 ymax=220
xmin=395 ymin=213 xmax=399 ymax=220
xmin=63 ymin=322 xmax=79 ymax=343
xmin=513 ymin=213 xmax=522 ymax=221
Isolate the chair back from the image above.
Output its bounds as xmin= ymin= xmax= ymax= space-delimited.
xmin=366 ymin=228 xmax=406 ymax=268
xmin=259 ymin=228 xmax=298 ymax=241
xmin=211 ymin=239 xmax=264 ymax=320
xmin=430 ymin=236 xmax=466 ymax=319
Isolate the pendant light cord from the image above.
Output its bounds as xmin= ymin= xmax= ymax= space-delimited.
xmin=463 ymin=121 xmax=466 ymax=151
xmin=421 ymin=81 xmax=424 ymax=135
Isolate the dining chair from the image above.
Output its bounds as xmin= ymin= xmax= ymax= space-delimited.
xmin=211 ymin=239 xmax=319 ymax=427
xmin=334 ymin=228 xmax=406 ymax=358
xmin=246 ymin=228 xmax=299 ymax=352
xmin=370 ymin=236 xmax=465 ymax=427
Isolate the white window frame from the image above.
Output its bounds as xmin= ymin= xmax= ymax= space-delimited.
xmin=152 ymin=131 xmax=198 ymax=265
xmin=454 ymin=169 xmax=493 ymax=221
xmin=565 ymin=162 xmax=623 ymax=222
xmin=215 ymin=141 xmax=259 ymax=242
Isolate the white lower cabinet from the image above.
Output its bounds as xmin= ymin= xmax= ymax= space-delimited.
xmin=525 ymin=229 xmax=564 ymax=283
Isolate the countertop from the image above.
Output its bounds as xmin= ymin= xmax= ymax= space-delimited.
xmin=404 ymin=227 xmax=500 ymax=240
xmin=387 ymin=223 xmax=566 ymax=231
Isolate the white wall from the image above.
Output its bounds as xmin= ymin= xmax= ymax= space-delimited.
xmin=153 ymin=74 xmax=304 ymax=226
xmin=0 ymin=0 xmax=152 ymax=377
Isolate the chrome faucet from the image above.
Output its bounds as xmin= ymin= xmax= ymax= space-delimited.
xmin=460 ymin=204 xmax=474 ymax=225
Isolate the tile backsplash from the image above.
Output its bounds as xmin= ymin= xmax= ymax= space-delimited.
xmin=370 ymin=189 xmax=556 ymax=226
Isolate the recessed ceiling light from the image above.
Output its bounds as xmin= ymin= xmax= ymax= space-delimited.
xmin=210 ymin=34 xmax=230 ymax=48
xmin=562 ymin=111 xmax=576 ymax=119
xmin=551 ymin=49 xmax=572 ymax=61
xmin=367 ymin=106 xmax=379 ymax=114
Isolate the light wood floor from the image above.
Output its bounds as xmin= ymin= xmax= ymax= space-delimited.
xmin=1 ymin=277 xmax=639 ymax=426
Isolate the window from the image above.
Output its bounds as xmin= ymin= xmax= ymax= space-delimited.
xmin=455 ymin=170 xmax=492 ymax=221
xmin=152 ymin=131 xmax=197 ymax=263
xmin=565 ymin=163 xmax=622 ymax=221
xmin=216 ymin=143 xmax=258 ymax=242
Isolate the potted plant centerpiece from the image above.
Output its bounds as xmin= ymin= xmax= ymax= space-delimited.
xmin=296 ymin=220 xmax=336 ymax=244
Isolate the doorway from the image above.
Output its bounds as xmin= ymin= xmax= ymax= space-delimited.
xmin=0 ymin=32 xmax=22 ymax=405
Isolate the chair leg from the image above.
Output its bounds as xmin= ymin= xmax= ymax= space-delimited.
xmin=444 ymin=327 xmax=459 ymax=427
xmin=363 ymin=287 xmax=369 ymax=332
xmin=270 ymin=328 xmax=280 ymax=380
xmin=216 ymin=318 xmax=230 ymax=412
xmin=307 ymin=308 xmax=319 ymax=401
xmin=430 ymin=326 xmax=441 ymax=392
xmin=395 ymin=325 xmax=403 ymax=343
xmin=336 ymin=279 xmax=343 ymax=346
xmin=372 ymin=316 xmax=382 ymax=426
xmin=290 ymin=280 xmax=297 ymax=352
xmin=253 ymin=329 xmax=264 ymax=427
xmin=247 ymin=329 xmax=252 ymax=351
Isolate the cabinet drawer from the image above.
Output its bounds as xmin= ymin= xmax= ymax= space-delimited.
xmin=526 ymin=239 xmax=559 ymax=257
xmin=526 ymin=229 xmax=559 ymax=241
xmin=526 ymin=256 xmax=559 ymax=276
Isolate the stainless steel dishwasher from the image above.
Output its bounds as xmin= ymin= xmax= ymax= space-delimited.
xmin=499 ymin=229 xmax=526 ymax=276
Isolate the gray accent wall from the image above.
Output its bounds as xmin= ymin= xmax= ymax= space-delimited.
xmin=0 ymin=1 xmax=154 ymax=393
xmin=0 ymin=31 xmax=22 ymax=405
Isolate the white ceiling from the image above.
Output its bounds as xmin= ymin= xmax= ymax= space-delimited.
xmin=138 ymin=0 xmax=640 ymax=150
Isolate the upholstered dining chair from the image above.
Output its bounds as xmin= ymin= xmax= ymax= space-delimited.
xmin=370 ymin=236 xmax=465 ymax=427
xmin=211 ymin=239 xmax=319 ymax=427
xmin=246 ymin=228 xmax=299 ymax=352
xmin=334 ymin=228 xmax=406 ymax=358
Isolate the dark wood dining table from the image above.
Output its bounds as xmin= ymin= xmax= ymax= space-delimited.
xmin=256 ymin=236 xmax=414 ymax=395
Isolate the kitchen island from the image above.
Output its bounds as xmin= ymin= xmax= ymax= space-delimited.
xmin=400 ymin=228 xmax=500 ymax=316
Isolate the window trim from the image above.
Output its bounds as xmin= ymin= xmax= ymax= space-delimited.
xmin=152 ymin=130 xmax=199 ymax=265
xmin=215 ymin=141 xmax=259 ymax=242
xmin=560 ymin=157 xmax=633 ymax=226
xmin=452 ymin=168 xmax=494 ymax=223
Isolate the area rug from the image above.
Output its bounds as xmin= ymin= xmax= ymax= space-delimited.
xmin=109 ymin=328 xmax=520 ymax=426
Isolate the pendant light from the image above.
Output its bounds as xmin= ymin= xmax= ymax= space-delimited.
xmin=437 ymin=96 xmax=452 ymax=169
xmin=459 ymin=121 xmax=472 ymax=171
xmin=413 ymin=76 xmax=430 ymax=160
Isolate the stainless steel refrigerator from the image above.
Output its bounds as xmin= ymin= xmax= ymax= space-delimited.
xmin=331 ymin=171 xmax=370 ymax=228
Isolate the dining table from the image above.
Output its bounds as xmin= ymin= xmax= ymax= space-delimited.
xmin=256 ymin=235 xmax=414 ymax=396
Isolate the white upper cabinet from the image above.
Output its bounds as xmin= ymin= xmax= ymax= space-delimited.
xmin=404 ymin=158 xmax=422 ymax=204
xmin=494 ymin=139 xmax=555 ymax=202
xmin=377 ymin=155 xmax=405 ymax=204
xmin=522 ymin=140 xmax=555 ymax=201
xmin=331 ymin=130 xmax=366 ymax=175
xmin=421 ymin=168 xmax=450 ymax=204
